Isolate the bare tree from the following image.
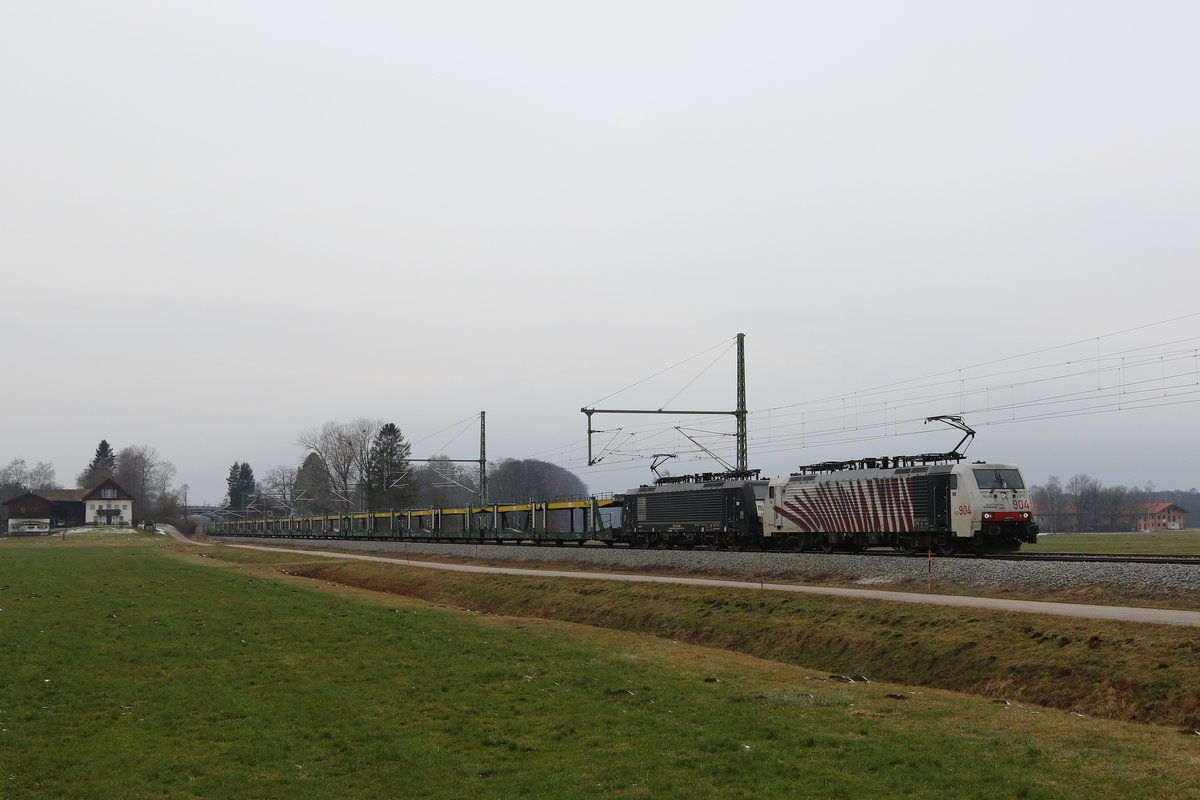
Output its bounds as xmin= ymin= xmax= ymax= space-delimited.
xmin=411 ymin=455 xmax=476 ymax=508
xmin=1098 ymin=484 xmax=1134 ymax=531
xmin=114 ymin=445 xmax=175 ymax=521
xmin=297 ymin=421 xmax=356 ymax=511
xmin=261 ymin=465 xmax=301 ymax=513
xmin=1 ymin=459 xmax=58 ymax=508
xmin=1066 ymin=473 xmax=1102 ymax=532
xmin=297 ymin=418 xmax=383 ymax=511
xmin=1031 ymin=475 xmax=1066 ymax=533
xmin=1 ymin=458 xmax=59 ymax=496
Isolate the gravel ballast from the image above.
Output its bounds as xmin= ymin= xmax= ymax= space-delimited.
xmin=219 ymin=537 xmax=1200 ymax=596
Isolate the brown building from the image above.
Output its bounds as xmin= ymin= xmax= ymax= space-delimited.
xmin=3 ymin=479 xmax=136 ymax=534
xmin=4 ymin=489 xmax=86 ymax=533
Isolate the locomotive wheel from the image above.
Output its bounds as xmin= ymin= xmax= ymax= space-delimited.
xmin=936 ymin=541 xmax=957 ymax=557
xmin=820 ymin=541 xmax=835 ymax=554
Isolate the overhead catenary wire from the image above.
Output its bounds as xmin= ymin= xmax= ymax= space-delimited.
xmin=575 ymin=376 xmax=1200 ymax=471
xmin=657 ymin=341 xmax=736 ymax=410
xmin=584 ymin=335 xmax=738 ymax=408
xmin=533 ymin=314 xmax=1200 ymax=477
xmin=753 ymin=359 xmax=1200 ymax=445
xmin=409 ymin=412 xmax=482 ymax=449
xmin=755 ymin=313 xmax=1200 ymax=415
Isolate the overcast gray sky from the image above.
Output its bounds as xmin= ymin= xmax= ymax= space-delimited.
xmin=3 ymin=1 xmax=1198 ymax=504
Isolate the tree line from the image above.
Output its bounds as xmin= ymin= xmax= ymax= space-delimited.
xmin=223 ymin=417 xmax=587 ymax=518
xmin=1030 ymin=474 xmax=1197 ymax=532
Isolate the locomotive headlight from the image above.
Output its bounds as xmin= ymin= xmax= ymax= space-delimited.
xmin=982 ymin=512 xmax=993 ymax=520
xmin=1020 ymin=512 xmax=1030 ymax=519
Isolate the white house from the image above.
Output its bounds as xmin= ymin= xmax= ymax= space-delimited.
xmin=84 ymin=478 xmax=135 ymax=526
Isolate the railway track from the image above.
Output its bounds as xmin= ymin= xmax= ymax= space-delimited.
xmin=785 ymin=549 xmax=1200 ymax=565
xmin=215 ymin=531 xmax=1200 ymax=565
xmin=983 ymin=552 xmax=1200 ymax=565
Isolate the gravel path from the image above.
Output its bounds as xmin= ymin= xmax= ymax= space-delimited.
xmin=219 ymin=536 xmax=1200 ymax=595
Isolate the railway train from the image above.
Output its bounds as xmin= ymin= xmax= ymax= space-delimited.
xmin=622 ymin=457 xmax=1038 ymax=555
xmin=204 ymin=453 xmax=1038 ymax=555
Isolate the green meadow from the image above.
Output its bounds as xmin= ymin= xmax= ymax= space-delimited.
xmin=1 ymin=532 xmax=1198 ymax=799
xmin=1027 ymin=530 xmax=1200 ymax=554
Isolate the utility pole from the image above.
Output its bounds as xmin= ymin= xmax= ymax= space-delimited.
xmin=408 ymin=411 xmax=488 ymax=505
xmin=583 ymin=333 xmax=748 ymax=472
xmin=479 ymin=411 xmax=488 ymax=505
xmin=735 ymin=332 xmax=747 ymax=472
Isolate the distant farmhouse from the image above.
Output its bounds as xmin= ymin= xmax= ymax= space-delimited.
xmin=1135 ymin=503 xmax=1188 ymax=531
xmin=2 ymin=479 xmax=135 ymax=534
xmin=1034 ymin=502 xmax=1188 ymax=533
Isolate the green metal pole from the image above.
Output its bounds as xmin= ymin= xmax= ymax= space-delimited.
xmin=736 ymin=332 xmax=747 ymax=471
xmin=479 ymin=411 xmax=487 ymax=505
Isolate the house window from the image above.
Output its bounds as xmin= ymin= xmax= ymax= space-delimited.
xmin=101 ymin=488 xmax=117 ymax=499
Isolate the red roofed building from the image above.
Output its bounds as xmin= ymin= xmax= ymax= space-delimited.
xmin=1034 ymin=502 xmax=1189 ymax=532
xmin=1134 ymin=503 xmax=1187 ymax=531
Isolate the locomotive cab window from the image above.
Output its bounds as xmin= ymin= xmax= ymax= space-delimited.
xmin=973 ymin=469 xmax=1024 ymax=490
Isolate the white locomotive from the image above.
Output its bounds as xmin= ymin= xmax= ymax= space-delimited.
xmin=761 ymin=459 xmax=1037 ymax=554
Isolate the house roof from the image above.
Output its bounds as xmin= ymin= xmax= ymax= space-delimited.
xmin=35 ymin=489 xmax=88 ymax=503
xmin=3 ymin=480 xmax=135 ymax=508
xmin=82 ymin=479 xmax=134 ymax=502
xmin=1 ymin=492 xmax=43 ymax=508
xmin=2 ymin=489 xmax=86 ymax=507
xmin=1137 ymin=502 xmax=1188 ymax=515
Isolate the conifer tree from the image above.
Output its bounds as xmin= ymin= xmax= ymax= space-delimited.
xmin=295 ymin=452 xmax=334 ymax=514
xmin=364 ymin=423 xmax=413 ymax=510
xmin=226 ymin=462 xmax=256 ymax=510
xmin=77 ymin=440 xmax=117 ymax=489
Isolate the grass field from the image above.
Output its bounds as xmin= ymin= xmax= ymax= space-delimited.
xmin=1026 ymin=530 xmax=1200 ymax=554
xmin=2 ymin=532 xmax=1199 ymax=799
